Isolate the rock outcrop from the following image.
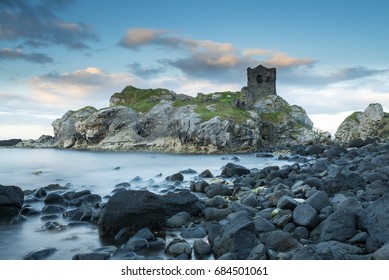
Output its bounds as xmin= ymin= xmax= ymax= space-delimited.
xmin=335 ymin=103 xmax=389 ymax=143
xmin=18 ymin=65 xmax=330 ymax=153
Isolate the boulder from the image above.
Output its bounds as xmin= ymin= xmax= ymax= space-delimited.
xmin=212 ymin=216 xmax=257 ymax=259
xmin=221 ymin=163 xmax=250 ymax=178
xmin=358 ymin=193 xmax=389 ymax=246
xmin=320 ymin=197 xmax=362 ymax=242
xmin=0 ymin=185 xmax=24 ymax=222
xmin=166 ymin=211 xmax=191 ymax=228
xmin=161 ymin=190 xmax=203 ymax=216
xmin=292 ymin=204 xmax=319 ymax=229
xmin=98 ymin=190 xmax=166 ymax=237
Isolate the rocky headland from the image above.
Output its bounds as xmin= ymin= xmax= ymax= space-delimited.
xmin=15 ymin=65 xmax=330 ymax=153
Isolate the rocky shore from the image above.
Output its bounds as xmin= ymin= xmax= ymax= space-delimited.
xmin=1 ymin=139 xmax=389 ymax=260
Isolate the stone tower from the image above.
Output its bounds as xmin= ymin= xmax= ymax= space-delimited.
xmin=243 ymin=65 xmax=276 ymax=104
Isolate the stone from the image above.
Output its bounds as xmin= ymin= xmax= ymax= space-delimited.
xmin=165 ymin=172 xmax=184 ymax=182
xmin=206 ymin=186 xmax=233 ymax=198
xmin=167 ymin=211 xmax=191 ymax=228
xmin=253 ymin=216 xmax=276 ymax=233
xmin=0 ymin=185 xmax=24 ymax=222
xmin=166 ymin=239 xmax=192 ymax=257
xmin=98 ymin=190 xmax=166 ymax=237
xmin=204 ymin=207 xmax=232 ymax=221
xmin=122 ymin=237 xmax=149 ymax=251
xmin=305 ymin=191 xmax=330 ymax=212
xmin=73 ymin=252 xmax=110 ymax=260
xmin=23 ymin=248 xmax=57 ymax=260
xmin=162 ymin=190 xmax=203 ymax=216
xmin=358 ymin=193 xmax=389 ymax=246
xmin=133 ymin=227 xmax=155 ymax=241
xmin=320 ymin=197 xmax=362 ymax=242
xmin=44 ymin=192 xmax=65 ymax=205
xmin=181 ymin=226 xmax=207 ymax=238
xmin=204 ymin=195 xmax=228 ymax=209
xmin=371 ymin=244 xmax=389 ymax=260
xmin=199 ymin=169 xmax=214 ymax=178
xmin=212 ymin=217 xmax=257 ymax=259
xmin=247 ymin=243 xmax=267 ymax=260
xmin=277 ymin=195 xmax=298 ymax=210
xmin=262 ymin=230 xmax=302 ymax=253
xmin=221 ymin=163 xmax=250 ymax=178
xmin=240 ymin=192 xmax=258 ymax=207
xmin=193 ymin=240 xmax=212 ymax=257
xmin=282 ymin=241 xmax=356 ymax=260
xmin=292 ymin=204 xmax=319 ymax=229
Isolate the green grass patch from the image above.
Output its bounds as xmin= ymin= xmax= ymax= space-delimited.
xmin=173 ymin=91 xmax=250 ymax=123
xmin=111 ymin=86 xmax=175 ymax=113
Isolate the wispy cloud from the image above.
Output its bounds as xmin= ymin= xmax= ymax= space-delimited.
xmin=0 ymin=0 xmax=98 ymax=50
xmin=0 ymin=48 xmax=53 ymax=64
xmin=119 ymin=28 xmax=316 ymax=81
xmin=28 ymin=67 xmax=136 ymax=108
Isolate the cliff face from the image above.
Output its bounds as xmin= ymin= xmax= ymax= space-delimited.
xmin=18 ymin=65 xmax=330 ymax=153
xmin=335 ymin=103 xmax=389 ymax=143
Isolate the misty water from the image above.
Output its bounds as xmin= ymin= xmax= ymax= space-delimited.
xmin=0 ymin=148 xmax=288 ymax=260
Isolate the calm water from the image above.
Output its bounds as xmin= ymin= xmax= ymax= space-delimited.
xmin=0 ymin=148 xmax=287 ymax=260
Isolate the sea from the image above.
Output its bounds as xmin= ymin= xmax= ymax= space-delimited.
xmin=0 ymin=148 xmax=289 ymax=260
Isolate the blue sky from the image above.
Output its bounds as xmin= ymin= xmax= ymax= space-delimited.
xmin=1 ymin=0 xmax=389 ymax=139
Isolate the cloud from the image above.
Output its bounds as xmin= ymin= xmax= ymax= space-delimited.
xmin=127 ymin=62 xmax=166 ymax=78
xmin=0 ymin=0 xmax=98 ymax=49
xmin=119 ymin=28 xmax=316 ymax=81
xmin=0 ymin=48 xmax=53 ymax=64
xmin=28 ymin=67 xmax=137 ymax=108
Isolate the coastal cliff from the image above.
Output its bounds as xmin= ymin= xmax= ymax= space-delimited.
xmin=17 ymin=65 xmax=330 ymax=153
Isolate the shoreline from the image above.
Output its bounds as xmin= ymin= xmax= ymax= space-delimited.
xmin=1 ymin=139 xmax=389 ymax=260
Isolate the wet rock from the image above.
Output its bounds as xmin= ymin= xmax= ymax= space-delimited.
xmin=43 ymin=192 xmax=64 ymax=205
xmin=371 ymin=244 xmax=389 ymax=260
xmin=190 ymin=181 xmax=209 ymax=192
xmin=262 ymin=230 xmax=302 ymax=253
xmin=320 ymin=197 xmax=362 ymax=242
xmin=292 ymin=204 xmax=319 ymax=229
xmin=165 ymin=172 xmax=184 ymax=182
xmin=122 ymin=237 xmax=149 ymax=251
xmin=212 ymin=215 xmax=257 ymax=259
xmin=253 ymin=216 xmax=276 ymax=233
xmin=181 ymin=226 xmax=207 ymax=238
xmin=193 ymin=240 xmax=212 ymax=257
xmin=358 ymin=193 xmax=389 ymax=247
xmin=167 ymin=211 xmax=191 ymax=228
xmin=0 ymin=185 xmax=24 ymax=222
xmin=217 ymin=253 xmax=238 ymax=260
xmin=206 ymin=186 xmax=233 ymax=198
xmin=282 ymin=241 xmax=358 ymax=260
xmin=199 ymin=169 xmax=214 ymax=178
xmin=133 ymin=227 xmax=155 ymax=241
xmin=166 ymin=239 xmax=192 ymax=257
xmin=122 ymin=252 xmax=146 ymax=260
xmin=305 ymin=191 xmax=330 ymax=212
xmin=205 ymin=195 xmax=228 ymax=209
xmin=162 ymin=190 xmax=203 ymax=216
xmin=204 ymin=207 xmax=231 ymax=221
xmin=221 ymin=163 xmax=250 ymax=178
xmin=247 ymin=243 xmax=267 ymax=260
xmin=240 ymin=192 xmax=258 ymax=207
xmin=149 ymin=238 xmax=166 ymax=250
xmin=41 ymin=205 xmax=66 ymax=214
xmin=20 ymin=205 xmax=40 ymax=216
xmin=277 ymin=195 xmax=298 ymax=210
xmin=114 ymin=228 xmax=130 ymax=243
xmin=23 ymin=247 xmax=57 ymax=260
xmin=98 ymin=190 xmax=166 ymax=237
xmin=10 ymin=215 xmax=27 ymax=224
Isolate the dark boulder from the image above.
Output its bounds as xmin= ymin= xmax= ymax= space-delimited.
xmin=161 ymin=190 xmax=203 ymax=216
xmin=0 ymin=185 xmax=24 ymax=222
xmin=320 ymin=197 xmax=362 ymax=242
xmin=212 ymin=216 xmax=257 ymax=259
xmin=98 ymin=190 xmax=166 ymax=237
xmin=221 ymin=163 xmax=250 ymax=178
xmin=292 ymin=204 xmax=319 ymax=229
xmin=358 ymin=193 xmax=389 ymax=247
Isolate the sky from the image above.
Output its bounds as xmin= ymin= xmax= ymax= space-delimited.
xmin=1 ymin=0 xmax=389 ymax=139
